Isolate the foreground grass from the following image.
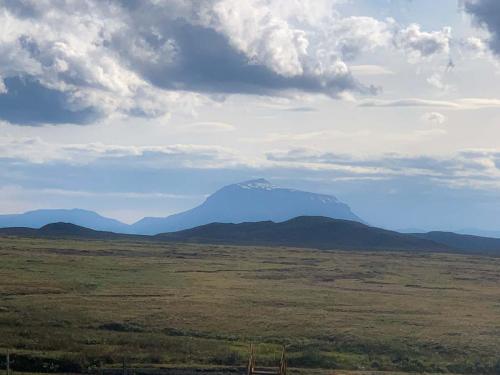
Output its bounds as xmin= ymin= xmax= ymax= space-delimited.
xmin=1 ymin=236 xmax=500 ymax=374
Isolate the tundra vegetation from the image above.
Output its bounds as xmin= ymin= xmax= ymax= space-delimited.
xmin=1 ymin=236 xmax=500 ymax=374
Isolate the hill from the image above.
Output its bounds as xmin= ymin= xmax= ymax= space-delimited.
xmin=156 ymin=216 xmax=446 ymax=252
xmin=414 ymin=231 xmax=500 ymax=255
xmin=0 ymin=208 xmax=130 ymax=232
xmin=0 ymin=222 xmax=133 ymax=240
xmin=132 ymin=179 xmax=362 ymax=234
xmin=3 ymin=217 xmax=500 ymax=255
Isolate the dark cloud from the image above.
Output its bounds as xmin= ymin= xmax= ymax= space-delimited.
xmin=0 ymin=76 xmax=101 ymax=125
xmin=465 ymin=0 xmax=500 ymax=55
xmin=114 ymin=19 xmax=372 ymax=97
xmin=0 ymin=0 xmax=384 ymax=126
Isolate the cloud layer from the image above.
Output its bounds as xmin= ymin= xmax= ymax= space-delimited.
xmin=266 ymin=147 xmax=500 ymax=189
xmin=1 ymin=135 xmax=500 ymax=191
xmin=0 ymin=0 xmax=454 ymax=125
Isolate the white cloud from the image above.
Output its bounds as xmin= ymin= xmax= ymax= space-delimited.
xmin=394 ymin=24 xmax=451 ymax=62
xmin=0 ymin=1 xmax=204 ymax=123
xmin=0 ymin=136 xmax=241 ymax=167
xmin=360 ymin=97 xmax=500 ymax=109
xmin=242 ymin=129 xmax=372 ymax=144
xmin=360 ymin=98 xmax=460 ymax=108
xmin=461 ymin=36 xmax=489 ymax=58
xmin=331 ymin=16 xmax=394 ymax=59
xmin=0 ymin=76 xmax=6 ymax=94
xmin=422 ymin=112 xmax=448 ymax=125
xmin=208 ymin=0 xmax=309 ymax=77
xmin=182 ymin=122 xmax=235 ymax=133
xmin=426 ymin=72 xmax=449 ymax=91
xmin=266 ymin=147 xmax=500 ymax=188
xmin=350 ymin=65 xmax=395 ymax=76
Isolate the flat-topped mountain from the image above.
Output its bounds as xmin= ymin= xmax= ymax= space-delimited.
xmin=131 ymin=179 xmax=362 ymax=234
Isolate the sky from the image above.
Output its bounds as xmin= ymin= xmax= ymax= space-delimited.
xmin=1 ymin=0 xmax=500 ymax=232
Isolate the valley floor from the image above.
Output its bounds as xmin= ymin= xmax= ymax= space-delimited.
xmin=1 ymin=236 xmax=500 ymax=374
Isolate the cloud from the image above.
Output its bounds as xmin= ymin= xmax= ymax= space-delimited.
xmin=117 ymin=11 xmax=372 ymax=98
xmin=0 ymin=1 xmax=205 ymax=125
xmin=360 ymin=98 xmax=460 ymax=108
xmin=182 ymin=122 xmax=235 ymax=132
xmin=242 ymin=129 xmax=372 ymax=144
xmin=2 ymin=134 xmax=500 ymax=198
xmin=465 ymin=0 xmax=500 ymax=56
xmin=394 ymin=24 xmax=451 ymax=61
xmin=460 ymin=36 xmax=490 ymax=58
xmin=426 ymin=73 xmax=449 ymax=91
xmin=359 ymin=97 xmax=500 ymax=109
xmin=0 ymin=136 xmax=241 ymax=168
xmin=284 ymin=106 xmax=317 ymax=112
xmin=0 ymin=76 xmax=6 ymax=94
xmin=350 ymin=65 xmax=395 ymax=76
xmin=0 ymin=0 xmax=456 ymax=125
xmin=0 ymin=76 xmax=101 ymax=125
xmin=266 ymin=148 xmax=500 ymax=189
xmin=0 ymin=185 xmax=200 ymax=200
xmin=421 ymin=112 xmax=447 ymax=125
xmin=0 ymin=0 xmax=367 ymax=125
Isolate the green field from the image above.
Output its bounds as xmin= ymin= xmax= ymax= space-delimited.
xmin=1 ymin=236 xmax=500 ymax=374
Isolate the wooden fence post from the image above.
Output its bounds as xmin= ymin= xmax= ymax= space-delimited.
xmin=279 ymin=346 xmax=287 ymax=375
xmin=122 ymin=358 xmax=126 ymax=375
xmin=6 ymin=350 xmax=10 ymax=375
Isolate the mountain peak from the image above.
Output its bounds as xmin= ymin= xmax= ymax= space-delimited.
xmin=235 ymin=178 xmax=276 ymax=190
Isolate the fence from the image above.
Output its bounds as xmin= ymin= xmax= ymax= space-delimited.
xmin=246 ymin=345 xmax=286 ymax=375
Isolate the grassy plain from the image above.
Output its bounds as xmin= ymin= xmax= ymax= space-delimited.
xmin=1 ymin=236 xmax=500 ymax=374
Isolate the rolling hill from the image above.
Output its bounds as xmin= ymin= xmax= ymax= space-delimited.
xmin=157 ymin=216 xmax=447 ymax=251
xmin=0 ymin=217 xmax=443 ymax=251
xmin=2 ymin=216 xmax=500 ymax=256
xmin=0 ymin=222 xmax=131 ymax=240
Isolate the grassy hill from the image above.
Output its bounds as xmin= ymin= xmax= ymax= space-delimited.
xmin=158 ymin=216 xmax=447 ymax=251
xmin=2 ymin=217 xmax=500 ymax=256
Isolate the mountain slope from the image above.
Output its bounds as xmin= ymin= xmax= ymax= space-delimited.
xmin=156 ymin=216 xmax=446 ymax=252
xmin=0 ymin=209 xmax=130 ymax=232
xmin=132 ymin=179 xmax=362 ymax=234
xmin=413 ymin=231 xmax=500 ymax=255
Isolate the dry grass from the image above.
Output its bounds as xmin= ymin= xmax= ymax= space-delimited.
xmin=1 ymin=236 xmax=500 ymax=373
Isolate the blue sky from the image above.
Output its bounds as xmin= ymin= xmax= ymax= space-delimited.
xmin=1 ymin=0 xmax=500 ymax=232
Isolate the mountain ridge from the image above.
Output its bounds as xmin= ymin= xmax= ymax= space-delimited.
xmin=3 ymin=216 xmax=500 ymax=256
xmin=0 ymin=179 xmax=362 ymax=235
xmin=0 ymin=216 xmax=500 ymax=256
